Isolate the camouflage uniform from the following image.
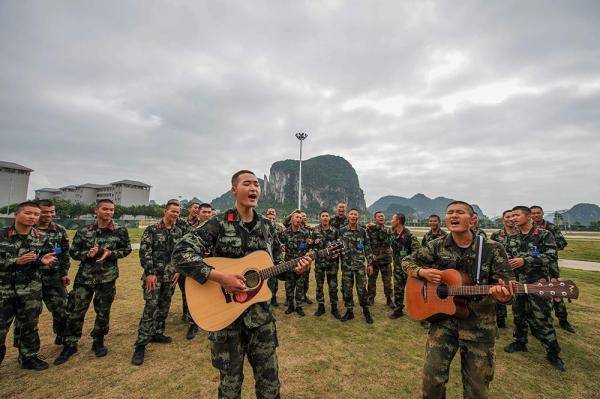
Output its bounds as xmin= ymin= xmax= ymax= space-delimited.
xmin=421 ymin=229 xmax=448 ymax=247
xmin=63 ymin=222 xmax=131 ymax=344
xmin=14 ymin=222 xmax=69 ymax=345
xmin=535 ymin=220 xmax=569 ymax=322
xmin=280 ymin=227 xmax=310 ymax=310
xmin=330 ymin=215 xmax=348 ymax=231
xmin=402 ymin=234 xmax=513 ymax=399
xmin=134 ymin=220 xmax=183 ymax=346
xmin=176 ymin=217 xmax=201 ymax=325
xmin=339 ymin=226 xmax=373 ymax=311
xmin=267 ymin=222 xmax=286 ymax=302
xmin=490 ymin=228 xmax=516 ymax=326
xmin=310 ymin=225 xmax=339 ymax=306
xmin=171 ymin=209 xmax=285 ymax=399
xmin=1 ymin=226 xmax=53 ymax=360
xmin=366 ymin=224 xmax=393 ymax=302
xmin=390 ymin=228 xmax=420 ymax=310
xmin=505 ymin=226 xmax=561 ymax=355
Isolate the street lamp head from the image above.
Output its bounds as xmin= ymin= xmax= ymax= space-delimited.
xmin=295 ymin=132 xmax=308 ymax=141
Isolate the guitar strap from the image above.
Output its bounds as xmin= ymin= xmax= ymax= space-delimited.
xmin=476 ymin=235 xmax=484 ymax=285
xmin=260 ymin=221 xmax=274 ymax=260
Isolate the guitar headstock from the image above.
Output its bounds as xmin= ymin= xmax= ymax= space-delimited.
xmin=527 ymin=280 xmax=579 ymax=300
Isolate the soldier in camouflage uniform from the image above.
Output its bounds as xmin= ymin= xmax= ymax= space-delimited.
xmin=330 ymin=202 xmax=348 ymax=230
xmin=309 ymin=210 xmax=341 ymax=318
xmin=171 ymin=170 xmax=310 ymax=399
xmin=503 ymin=206 xmax=565 ymax=371
xmin=13 ymin=199 xmax=70 ymax=347
xmin=421 ymin=214 xmax=448 ymax=247
xmin=402 ymin=201 xmax=514 ymax=399
xmin=531 ymin=205 xmax=575 ymax=333
xmin=366 ymin=211 xmax=394 ymax=308
xmin=266 ymin=208 xmax=285 ymax=307
xmin=281 ymin=211 xmax=311 ymax=317
xmin=490 ymin=209 xmax=516 ymax=328
xmin=339 ymin=209 xmax=374 ymax=324
xmin=389 ymin=213 xmax=421 ymax=319
xmin=0 ymin=201 xmax=57 ymax=370
xmin=300 ymin=211 xmax=314 ymax=305
xmin=131 ymin=200 xmax=184 ymax=366
xmin=54 ymin=199 xmax=132 ymax=365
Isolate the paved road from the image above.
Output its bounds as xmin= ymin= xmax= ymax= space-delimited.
xmin=559 ymin=259 xmax=600 ymax=271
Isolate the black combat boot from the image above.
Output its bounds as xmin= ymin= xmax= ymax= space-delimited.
xmin=131 ymin=345 xmax=146 ymax=366
xmin=559 ymin=320 xmax=576 ymax=334
xmin=389 ymin=308 xmax=404 ymax=319
xmin=547 ymin=352 xmax=566 ymax=371
xmin=331 ymin=304 xmax=341 ymax=319
xmin=363 ymin=307 xmax=373 ymax=324
xmin=504 ymin=341 xmax=528 ymax=353
xmin=151 ymin=334 xmax=173 ymax=344
xmin=340 ymin=309 xmax=354 ymax=322
xmin=54 ymin=344 xmax=78 ymax=365
xmin=285 ymin=304 xmax=295 ymax=315
xmin=270 ymin=297 xmax=279 ymax=307
xmin=0 ymin=344 xmax=5 ymax=366
xmin=314 ymin=304 xmax=326 ymax=316
xmin=20 ymin=355 xmax=49 ymax=371
xmin=296 ymin=307 xmax=305 ymax=317
xmin=186 ymin=325 xmax=199 ymax=340
xmin=386 ymin=296 xmax=395 ymax=309
xmin=92 ymin=337 xmax=108 ymax=357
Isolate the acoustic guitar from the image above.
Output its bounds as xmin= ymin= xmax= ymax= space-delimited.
xmin=185 ymin=240 xmax=345 ymax=332
xmin=405 ymin=269 xmax=579 ymax=321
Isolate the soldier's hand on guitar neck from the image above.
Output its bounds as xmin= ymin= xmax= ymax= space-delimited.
xmin=489 ymin=279 xmax=514 ymax=303
xmin=417 ymin=268 xmax=443 ymax=284
xmin=295 ymin=256 xmax=312 ymax=274
xmin=209 ymin=270 xmax=247 ymax=292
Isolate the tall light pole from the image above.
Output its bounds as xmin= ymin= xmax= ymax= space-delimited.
xmin=295 ymin=132 xmax=308 ymax=210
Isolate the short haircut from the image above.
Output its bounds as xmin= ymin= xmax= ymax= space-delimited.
xmin=374 ymin=211 xmax=383 ymax=217
xmin=36 ymin=199 xmax=55 ymax=207
xmin=16 ymin=201 xmax=40 ymax=213
xmin=231 ymin=170 xmax=256 ymax=186
xmin=428 ymin=214 xmax=441 ymax=221
xmin=530 ymin=205 xmax=543 ymax=212
xmin=394 ymin=213 xmax=406 ymax=225
xmin=502 ymin=209 xmax=513 ymax=217
xmin=199 ymin=203 xmax=212 ymax=209
xmin=349 ymin=208 xmax=359 ymax=213
xmin=188 ymin=202 xmax=199 ymax=209
xmin=291 ymin=209 xmax=302 ymax=216
xmin=337 ymin=201 xmax=346 ymax=206
xmin=512 ymin=205 xmax=531 ymax=214
xmin=319 ymin=209 xmax=329 ymax=216
xmin=96 ymin=199 xmax=114 ymax=208
xmin=446 ymin=201 xmax=474 ymax=215
xmin=165 ymin=199 xmax=181 ymax=210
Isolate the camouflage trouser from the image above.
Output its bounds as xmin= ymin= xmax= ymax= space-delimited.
xmin=548 ymin=263 xmax=569 ymax=323
xmin=135 ymin=277 xmax=176 ymax=346
xmin=423 ymin=322 xmax=495 ymax=399
xmin=64 ymin=280 xmax=116 ymax=344
xmin=513 ymin=294 xmax=560 ymax=354
xmin=0 ymin=284 xmax=42 ymax=360
xmin=208 ymin=321 xmax=280 ymax=399
xmin=342 ymin=267 xmax=368 ymax=310
xmin=267 ymin=277 xmax=279 ymax=299
xmin=367 ymin=259 xmax=392 ymax=301
xmin=178 ymin=275 xmax=196 ymax=326
xmin=314 ymin=261 xmax=338 ymax=305
xmin=303 ymin=268 xmax=310 ymax=297
xmin=495 ymin=303 xmax=507 ymax=324
xmin=13 ymin=270 xmax=67 ymax=346
xmin=393 ymin=262 xmax=408 ymax=310
xmin=284 ymin=271 xmax=306 ymax=309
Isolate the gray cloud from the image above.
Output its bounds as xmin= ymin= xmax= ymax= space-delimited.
xmin=1 ymin=1 xmax=599 ymax=216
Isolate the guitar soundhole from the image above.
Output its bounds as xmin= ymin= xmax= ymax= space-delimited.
xmin=437 ymin=284 xmax=449 ymax=300
xmin=244 ymin=270 xmax=261 ymax=290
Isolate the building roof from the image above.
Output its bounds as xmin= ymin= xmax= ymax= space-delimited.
xmin=0 ymin=161 xmax=33 ymax=172
xmin=111 ymin=180 xmax=151 ymax=188
xmin=35 ymin=188 xmax=62 ymax=193
xmin=78 ymin=183 xmax=110 ymax=189
xmin=60 ymin=185 xmax=78 ymax=190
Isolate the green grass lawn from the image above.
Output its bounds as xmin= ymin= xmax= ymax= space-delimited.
xmin=1 ymin=253 xmax=598 ymax=398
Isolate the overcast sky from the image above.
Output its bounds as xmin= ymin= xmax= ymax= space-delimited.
xmin=1 ymin=1 xmax=599 ymax=216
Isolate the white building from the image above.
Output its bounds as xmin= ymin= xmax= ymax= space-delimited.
xmin=0 ymin=161 xmax=33 ymax=208
xmin=35 ymin=180 xmax=151 ymax=206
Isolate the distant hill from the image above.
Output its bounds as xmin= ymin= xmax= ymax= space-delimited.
xmin=368 ymin=194 xmax=485 ymax=219
xmin=559 ymin=203 xmax=600 ymax=226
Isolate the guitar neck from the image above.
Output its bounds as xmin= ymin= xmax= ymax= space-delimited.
xmin=258 ymin=248 xmax=330 ymax=280
xmin=446 ymin=284 xmax=529 ymax=296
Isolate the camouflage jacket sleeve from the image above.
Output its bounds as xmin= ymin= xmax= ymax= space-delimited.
xmin=171 ymin=220 xmax=217 ymax=284
xmin=363 ymin=229 xmax=374 ymax=264
xmin=401 ymin=241 xmax=436 ymax=278
xmin=139 ymin=226 xmax=156 ymax=275
xmin=108 ymin=227 xmax=132 ymax=260
xmin=420 ymin=234 xmax=428 ymax=247
xmin=57 ymin=225 xmax=71 ymax=277
xmin=488 ymin=241 xmax=514 ymax=303
xmin=523 ymin=231 xmax=557 ymax=272
xmin=552 ymin=225 xmax=568 ymax=250
xmin=69 ymin=228 xmax=89 ymax=261
xmin=410 ymin=234 xmax=421 ymax=254
xmin=270 ymin=222 xmax=284 ymax=265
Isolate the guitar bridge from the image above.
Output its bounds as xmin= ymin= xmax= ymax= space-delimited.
xmin=221 ymin=287 xmax=232 ymax=303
